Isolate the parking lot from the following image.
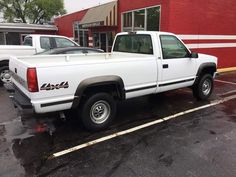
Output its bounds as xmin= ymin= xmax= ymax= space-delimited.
xmin=0 ymin=71 xmax=235 ymax=177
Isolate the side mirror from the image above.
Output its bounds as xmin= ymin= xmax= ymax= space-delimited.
xmin=190 ymin=52 xmax=198 ymax=58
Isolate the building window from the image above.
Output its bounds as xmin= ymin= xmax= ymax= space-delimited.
xmin=134 ymin=10 xmax=145 ymax=31
xmin=147 ymin=6 xmax=160 ymax=31
xmin=74 ymin=22 xmax=89 ymax=47
xmin=73 ymin=22 xmax=79 ymax=43
xmin=0 ymin=32 xmax=6 ymax=45
xmin=5 ymin=32 xmax=20 ymax=45
xmin=107 ymin=32 xmax=113 ymax=51
xmin=79 ymin=29 xmax=88 ymax=47
xmin=122 ymin=6 xmax=160 ymax=32
xmin=123 ymin=12 xmax=132 ymax=32
xmin=93 ymin=33 xmax=100 ymax=48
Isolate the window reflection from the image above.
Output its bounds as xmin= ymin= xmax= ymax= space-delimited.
xmin=147 ymin=7 xmax=160 ymax=31
xmin=123 ymin=12 xmax=132 ymax=32
xmin=134 ymin=10 xmax=145 ymax=31
xmin=122 ymin=6 xmax=160 ymax=32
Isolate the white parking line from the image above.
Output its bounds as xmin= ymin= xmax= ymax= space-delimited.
xmin=219 ymin=90 xmax=236 ymax=96
xmin=215 ymin=79 xmax=236 ymax=85
xmin=50 ymin=94 xmax=236 ymax=159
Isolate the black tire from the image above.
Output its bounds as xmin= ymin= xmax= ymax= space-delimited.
xmin=79 ymin=92 xmax=116 ymax=131
xmin=192 ymin=74 xmax=214 ymax=100
xmin=0 ymin=65 xmax=11 ymax=86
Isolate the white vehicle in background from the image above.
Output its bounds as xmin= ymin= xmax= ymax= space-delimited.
xmin=0 ymin=34 xmax=79 ymax=85
xmin=8 ymin=31 xmax=218 ymax=131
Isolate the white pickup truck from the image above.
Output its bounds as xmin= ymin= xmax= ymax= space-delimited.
xmin=8 ymin=31 xmax=217 ymax=131
xmin=0 ymin=34 xmax=79 ymax=85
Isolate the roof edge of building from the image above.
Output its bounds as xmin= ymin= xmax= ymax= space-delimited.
xmin=0 ymin=22 xmax=58 ymax=31
xmin=55 ymin=0 xmax=117 ymax=19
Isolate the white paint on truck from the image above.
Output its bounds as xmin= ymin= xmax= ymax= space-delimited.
xmin=9 ymin=31 xmax=218 ymax=131
xmin=0 ymin=34 xmax=79 ymax=60
xmin=0 ymin=34 xmax=79 ymax=85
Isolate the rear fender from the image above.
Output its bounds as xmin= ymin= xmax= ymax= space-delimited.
xmin=72 ymin=75 xmax=125 ymax=108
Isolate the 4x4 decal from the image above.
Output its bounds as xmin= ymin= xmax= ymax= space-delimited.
xmin=40 ymin=82 xmax=69 ymax=91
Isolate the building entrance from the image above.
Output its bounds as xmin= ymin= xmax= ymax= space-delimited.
xmin=100 ymin=33 xmax=107 ymax=52
xmin=93 ymin=32 xmax=113 ymax=52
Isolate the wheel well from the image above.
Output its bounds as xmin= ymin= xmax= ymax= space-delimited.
xmin=0 ymin=60 xmax=9 ymax=68
xmin=82 ymin=83 xmax=124 ymax=100
xmin=194 ymin=64 xmax=216 ymax=86
xmin=72 ymin=82 xmax=125 ymax=109
xmin=200 ymin=66 xmax=216 ymax=77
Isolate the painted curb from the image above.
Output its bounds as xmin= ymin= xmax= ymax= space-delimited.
xmin=217 ymin=67 xmax=236 ymax=73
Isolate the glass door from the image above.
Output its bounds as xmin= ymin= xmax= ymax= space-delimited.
xmin=100 ymin=33 xmax=107 ymax=52
xmin=93 ymin=32 xmax=113 ymax=52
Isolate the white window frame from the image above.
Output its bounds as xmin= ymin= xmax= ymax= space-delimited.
xmin=79 ymin=29 xmax=89 ymax=47
xmin=73 ymin=21 xmax=89 ymax=46
xmin=73 ymin=21 xmax=80 ymax=42
xmin=121 ymin=5 xmax=161 ymax=32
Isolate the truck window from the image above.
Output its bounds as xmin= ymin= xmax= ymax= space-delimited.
xmin=113 ymin=34 xmax=153 ymax=54
xmin=23 ymin=37 xmax=33 ymax=46
xmin=40 ymin=37 xmax=51 ymax=50
xmin=160 ymin=35 xmax=190 ymax=59
xmin=54 ymin=38 xmax=76 ymax=48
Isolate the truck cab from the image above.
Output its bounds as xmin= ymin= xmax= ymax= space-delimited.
xmin=23 ymin=34 xmax=79 ymax=53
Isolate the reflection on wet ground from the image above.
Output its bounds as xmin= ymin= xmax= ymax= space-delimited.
xmin=0 ymin=71 xmax=235 ymax=177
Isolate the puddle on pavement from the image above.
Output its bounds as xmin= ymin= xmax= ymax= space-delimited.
xmin=0 ymin=113 xmax=60 ymax=176
xmin=1 ymin=115 xmax=57 ymax=141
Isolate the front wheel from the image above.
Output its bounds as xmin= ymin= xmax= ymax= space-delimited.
xmin=192 ymin=74 xmax=214 ymax=100
xmin=79 ymin=93 xmax=116 ymax=131
xmin=0 ymin=66 xmax=11 ymax=86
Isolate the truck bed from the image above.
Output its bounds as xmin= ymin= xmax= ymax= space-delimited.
xmin=12 ymin=52 xmax=154 ymax=67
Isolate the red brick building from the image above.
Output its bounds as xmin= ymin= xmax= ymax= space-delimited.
xmin=54 ymin=0 xmax=236 ymax=69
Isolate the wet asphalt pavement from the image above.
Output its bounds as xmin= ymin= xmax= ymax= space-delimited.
xmin=0 ymin=71 xmax=235 ymax=177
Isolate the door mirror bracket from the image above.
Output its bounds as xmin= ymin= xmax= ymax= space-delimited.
xmin=190 ymin=52 xmax=198 ymax=58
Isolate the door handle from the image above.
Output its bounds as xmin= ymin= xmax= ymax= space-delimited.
xmin=163 ymin=64 xmax=169 ymax=69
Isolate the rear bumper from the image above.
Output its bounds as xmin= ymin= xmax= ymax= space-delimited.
xmin=4 ymin=83 xmax=32 ymax=109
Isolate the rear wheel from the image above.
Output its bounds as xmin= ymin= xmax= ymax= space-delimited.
xmin=79 ymin=92 xmax=116 ymax=131
xmin=193 ymin=74 xmax=213 ymax=100
xmin=0 ymin=66 xmax=11 ymax=86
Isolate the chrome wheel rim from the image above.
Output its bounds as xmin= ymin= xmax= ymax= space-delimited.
xmin=90 ymin=100 xmax=111 ymax=124
xmin=0 ymin=69 xmax=11 ymax=83
xmin=202 ymin=79 xmax=211 ymax=96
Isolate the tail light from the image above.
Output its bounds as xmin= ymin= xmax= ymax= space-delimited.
xmin=27 ymin=68 xmax=39 ymax=92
